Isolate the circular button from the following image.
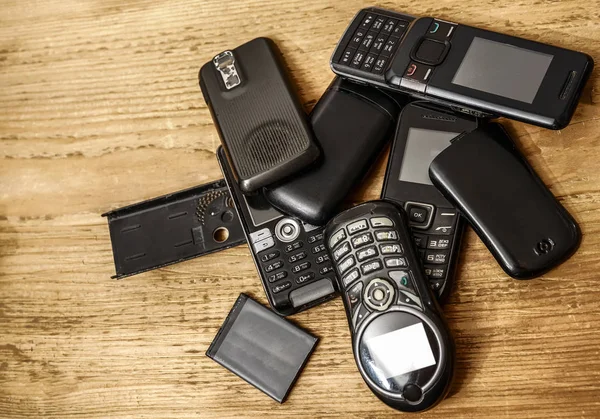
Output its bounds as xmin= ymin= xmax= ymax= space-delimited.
xmin=275 ymin=218 xmax=301 ymax=243
xmin=403 ymin=384 xmax=422 ymax=402
xmin=363 ymin=278 xmax=395 ymax=311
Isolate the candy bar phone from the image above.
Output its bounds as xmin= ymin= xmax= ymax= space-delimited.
xmin=217 ymin=146 xmax=337 ymax=316
xmin=330 ymin=7 xmax=593 ymax=129
xmin=381 ymin=101 xmax=479 ymax=301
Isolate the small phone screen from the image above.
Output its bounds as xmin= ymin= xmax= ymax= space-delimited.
xmin=366 ymin=322 xmax=437 ymax=378
xmin=452 ymin=37 xmax=553 ymax=104
xmin=243 ymin=194 xmax=283 ymax=227
xmin=399 ymin=128 xmax=459 ymax=185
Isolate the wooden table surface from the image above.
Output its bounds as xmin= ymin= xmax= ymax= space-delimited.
xmin=2 ymin=0 xmax=600 ymax=417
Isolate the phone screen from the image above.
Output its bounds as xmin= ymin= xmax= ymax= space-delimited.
xmin=399 ymin=128 xmax=459 ymax=185
xmin=243 ymin=194 xmax=283 ymax=227
xmin=452 ymin=37 xmax=553 ymax=104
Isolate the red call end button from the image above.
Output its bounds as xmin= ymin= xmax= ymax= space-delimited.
xmin=404 ymin=61 xmax=435 ymax=82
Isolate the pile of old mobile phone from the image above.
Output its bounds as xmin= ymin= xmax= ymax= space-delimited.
xmin=200 ymin=37 xmax=405 ymax=315
xmin=195 ymin=6 xmax=592 ymax=414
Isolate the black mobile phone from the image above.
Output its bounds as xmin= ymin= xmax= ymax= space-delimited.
xmin=217 ymin=146 xmax=337 ymax=316
xmin=264 ymin=77 xmax=405 ymax=226
xmin=381 ymin=102 xmax=479 ymax=301
xmin=330 ymin=7 xmax=594 ymax=129
xmin=324 ymin=201 xmax=454 ymax=413
xmin=429 ymin=123 xmax=581 ymax=279
xmin=200 ymin=37 xmax=320 ymax=193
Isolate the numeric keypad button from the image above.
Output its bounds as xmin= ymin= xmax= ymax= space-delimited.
xmin=307 ymin=233 xmax=324 ymax=244
xmin=288 ymin=251 xmax=306 ymax=263
xmin=424 ymin=250 xmax=448 ymax=265
xmin=350 ymin=51 xmax=366 ymax=68
xmin=359 ymin=13 xmax=376 ymax=29
xmin=351 ymin=232 xmax=374 ymax=248
xmin=375 ymin=230 xmax=397 ymax=241
xmin=272 ymin=281 xmax=291 ymax=294
xmin=380 ymin=243 xmax=403 ymax=254
xmin=267 ymin=271 xmax=288 ymax=283
xmin=265 ymin=260 xmax=283 ymax=273
xmin=424 ymin=266 xmax=446 ymax=279
xmin=349 ymin=28 xmax=367 ymax=49
xmin=357 ymin=245 xmax=378 ymax=262
xmin=339 ymin=256 xmax=356 ymax=274
xmin=381 ymin=19 xmax=397 ymax=35
xmin=384 ymin=257 xmax=408 ymax=268
xmin=285 ymin=241 xmax=303 ymax=253
xmin=361 ymin=260 xmax=383 ymax=275
xmin=372 ymin=56 xmax=389 ymax=74
xmin=316 ymin=254 xmax=330 ymax=264
xmin=359 ymin=31 xmax=378 ymax=51
xmin=319 ymin=265 xmax=334 ymax=275
xmin=413 ymin=233 xmax=427 ymax=248
xmin=333 ymin=241 xmax=351 ymax=261
xmin=371 ymin=16 xmax=386 ymax=31
xmin=339 ymin=47 xmax=356 ymax=65
xmin=370 ymin=34 xmax=388 ymax=54
xmin=292 ymin=261 xmax=311 ymax=273
xmin=296 ymin=272 xmax=315 ymax=284
xmin=381 ymin=36 xmax=401 ymax=57
xmin=260 ymin=250 xmax=280 ymax=262
xmin=370 ymin=217 xmax=393 ymax=228
xmin=342 ymin=268 xmax=360 ymax=287
xmin=427 ymin=236 xmax=451 ymax=250
xmin=361 ymin=53 xmax=377 ymax=71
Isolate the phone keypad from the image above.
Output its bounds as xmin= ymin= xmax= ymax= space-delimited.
xmin=254 ymin=222 xmax=336 ymax=302
xmin=405 ymin=202 xmax=459 ymax=295
xmin=336 ymin=11 xmax=410 ymax=75
xmin=326 ymin=208 xmax=427 ymax=331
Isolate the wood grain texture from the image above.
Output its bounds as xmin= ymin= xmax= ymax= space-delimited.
xmin=1 ymin=0 xmax=600 ymax=417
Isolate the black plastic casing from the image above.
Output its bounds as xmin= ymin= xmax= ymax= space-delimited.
xmin=217 ymin=146 xmax=338 ymax=316
xmin=381 ymin=101 xmax=480 ymax=302
xmin=324 ymin=201 xmax=454 ymax=413
xmin=264 ymin=77 xmax=406 ymax=225
xmin=429 ymin=123 xmax=581 ymax=279
xmin=200 ymin=37 xmax=320 ymax=193
xmin=102 ymin=180 xmax=245 ymax=279
xmin=330 ymin=7 xmax=594 ymax=129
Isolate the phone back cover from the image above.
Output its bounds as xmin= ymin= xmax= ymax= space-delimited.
xmin=199 ymin=37 xmax=319 ymax=193
xmin=264 ymin=78 xmax=401 ymax=225
xmin=429 ymin=123 xmax=580 ymax=279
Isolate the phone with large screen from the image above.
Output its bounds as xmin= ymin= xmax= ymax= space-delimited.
xmin=381 ymin=101 xmax=479 ymax=301
xmin=330 ymin=7 xmax=593 ymax=129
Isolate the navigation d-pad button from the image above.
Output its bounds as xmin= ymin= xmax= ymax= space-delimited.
xmin=413 ymin=38 xmax=448 ymax=66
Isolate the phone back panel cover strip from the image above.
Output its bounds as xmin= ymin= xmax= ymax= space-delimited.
xmin=103 ymin=179 xmax=245 ymax=279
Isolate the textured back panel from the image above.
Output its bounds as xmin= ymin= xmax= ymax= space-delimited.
xmin=200 ymin=37 xmax=314 ymax=184
xmin=219 ymin=78 xmax=309 ymax=178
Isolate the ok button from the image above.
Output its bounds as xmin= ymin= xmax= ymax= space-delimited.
xmin=406 ymin=202 xmax=434 ymax=229
xmin=409 ymin=206 xmax=429 ymax=224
